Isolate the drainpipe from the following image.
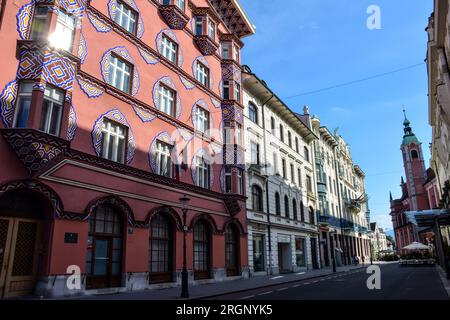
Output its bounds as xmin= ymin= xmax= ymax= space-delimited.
xmin=261 ymin=92 xmax=274 ymax=275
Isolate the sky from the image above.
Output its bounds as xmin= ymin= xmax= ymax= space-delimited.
xmin=239 ymin=0 xmax=433 ymax=234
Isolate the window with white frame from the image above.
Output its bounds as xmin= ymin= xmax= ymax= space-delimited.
xmin=114 ymin=1 xmax=137 ymax=34
xmin=155 ymin=140 xmax=172 ymax=178
xmin=39 ymin=85 xmax=64 ymax=136
xmin=196 ymin=156 xmax=210 ymax=189
xmin=237 ymin=169 xmax=243 ymax=195
xmin=13 ymin=82 xmax=33 ymax=129
xmin=50 ymin=10 xmax=75 ymax=52
xmin=248 ymin=102 xmax=257 ymax=124
xmin=297 ymin=168 xmax=302 ymax=187
xmin=196 ymin=106 xmax=209 ymax=133
xmin=108 ymin=54 xmax=132 ymax=93
xmin=158 ymin=85 xmax=175 ymax=117
xmin=282 ymin=158 xmax=287 ymax=179
xmin=101 ymin=119 xmax=127 ymax=163
xmin=207 ymin=20 xmax=215 ymax=39
xmin=224 ymin=167 xmax=232 ymax=193
xmin=223 ymin=80 xmax=230 ymax=99
xmin=235 ymin=123 xmax=242 ymax=145
xmin=290 ymin=163 xmax=294 ymax=182
xmin=196 ymin=62 xmax=209 ymax=87
xmin=195 ymin=16 xmax=203 ymax=36
xmin=250 ymin=142 xmax=260 ymax=165
xmin=234 ymin=82 xmax=240 ymax=102
xmin=176 ymin=0 xmax=185 ymax=10
xmin=221 ymin=42 xmax=230 ymax=59
xmin=273 ymin=152 xmax=278 ymax=175
xmin=161 ymin=35 xmax=177 ymax=63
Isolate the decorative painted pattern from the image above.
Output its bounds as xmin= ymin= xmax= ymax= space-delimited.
xmin=179 ymin=75 xmax=195 ymax=90
xmin=177 ymin=127 xmax=193 ymax=141
xmin=42 ymin=53 xmax=76 ymax=90
xmin=152 ymin=76 xmax=182 ymax=119
xmin=77 ymin=76 xmax=104 ymax=98
xmin=100 ymin=46 xmax=139 ymax=96
xmin=137 ymin=46 xmax=159 ymax=65
xmin=222 ymin=103 xmax=243 ymax=124
xmin=107 ymin=0 xmax=144 ymax=38
xmin=192 ymin=56 xmax=214 ymax=89
xmin=67 ymin=104 xmax=77 ymax=141
xmin=191 ymin=99 xmax=211 ymax=131
xmin=222 ymin=63 xmax=241 ymax=83
xmin=92 ymin=109 xmax=135 ymax=165
xmin=78 ymin=30 xmax=87 ymax=64
xmin=87 ymin=11 xmax=111 ymax=33
xmin=133 ymin=104 xmax=156 ymax=123
xmin=17 ymin=49 xmax=44 ymax=79
xmin=149 ymin=131 xmax=174 ymax=173
xmin=0 ymin=80 xmax=18 ymax=128
xmin=191 ymin=148 xmax=214 ymax=190
xmin=156 ymin=29 xmax=183 ymax=67
xmin=210 ymin=96 xmax=221 ymax=109
xmin=16 ymin=1 xmax=34 ymax=40
xmin=57 ymin=0 xmax=86 ymax=18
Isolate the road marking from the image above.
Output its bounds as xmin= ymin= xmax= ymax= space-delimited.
xmin=296 ymin=272 xmax=306 ymax=275
xmin=240 ymin=295 xmax=255 ymax=300
xmin=312 ymin=280 xmax=319 ymax=283
xmin=292 ymin=284 xmax=300 ymax=288
xmin=277 ymin=287 xmax=288 ymax=291
xmin=304 ymin=282 xmax=310 ymax=285
xmin=271 ymin=276 xmax=284 ymax=280
xmin=259 ymin=291 xmax=274 ymax=296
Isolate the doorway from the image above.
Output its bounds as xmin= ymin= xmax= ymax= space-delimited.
xmin=311 ymin=237 xmax=319 ymax=269
xmin=277 ymin=243 xmax=292 ymax=273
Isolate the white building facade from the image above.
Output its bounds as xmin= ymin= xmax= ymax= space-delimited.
xmin=311 ymin=118 xmax=371 ymax=266
xmin=242 ymin=67 xmax=320 ymax=275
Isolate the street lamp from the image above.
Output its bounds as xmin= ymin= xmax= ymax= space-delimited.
xmin=180 ymin=195 xmax=191 ymax=298
xmin=370 ymin=242 xmax=373 ymax=265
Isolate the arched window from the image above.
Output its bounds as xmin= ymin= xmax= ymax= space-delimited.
xmin=248 ymin=102 xmax=258 ymax=123
xmin=279 ymin=124 xmax=284 ymax=142
xmin=411 ymin=150 xmax=418 ymax=159
xmin=300 ymin=201 xmax=305 ymax=221
xmin=284 ymin=195 xmax=289 ymax=218
xmin=292 ymin=199 xmax=298 ymax=220
xmin=309 ymin=206 xmax=315 ymax=225
xmin=270 ymin=116 xmax=275 ymax=134
xmin=86 ymin=204 xmax=123 ymax=289
xmin=193 ymin=220 xmax=211 ymax=280
xmin=275 ymin=192 xmax=281 ymax=215
xmin=304 ymin=146 xmax=310 ymax=162
xmin=252 ymin=185 xmax=263 ymax=212
xmin=149 ymin=213 xmax=174 ymax=283
xmin=225 ymin=224 xmax=240 ymax=276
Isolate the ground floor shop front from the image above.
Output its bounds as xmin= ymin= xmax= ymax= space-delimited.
xmin=247 ymin=222 xmax=320 ymax=276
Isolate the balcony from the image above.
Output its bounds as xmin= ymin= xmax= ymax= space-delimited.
xmin=318 ymin=214 xmax=331 ymax=226
xmin=345 ymin=199 xmax=361 ymax=213
xmin=159 ymin=3 xmax=190 ymax=30
xmin=194 ymin=35 xmax=218 ymax=56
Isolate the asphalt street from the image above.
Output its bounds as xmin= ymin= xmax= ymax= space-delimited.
xmin=207 ymin=264 xmax=449 ymax=300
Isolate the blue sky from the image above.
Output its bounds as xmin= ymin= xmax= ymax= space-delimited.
xmin=239 ymin=0 xmax=433 ymax=233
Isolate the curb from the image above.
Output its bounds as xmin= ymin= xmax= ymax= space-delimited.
xmin=192 ymin=266 xmax=366 ymax=300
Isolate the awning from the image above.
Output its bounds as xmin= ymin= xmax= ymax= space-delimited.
xmin=405 ymin=209 xmax=450 ymax=227
xmin=402 ymin=241 xmax=431 ymax=250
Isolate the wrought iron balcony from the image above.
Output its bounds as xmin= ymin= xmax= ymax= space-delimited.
xmin=318 ymin=213 xmax=331 ymax=226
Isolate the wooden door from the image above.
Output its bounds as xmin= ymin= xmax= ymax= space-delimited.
xmin=0 ymin=218 xmax=41 ymax=298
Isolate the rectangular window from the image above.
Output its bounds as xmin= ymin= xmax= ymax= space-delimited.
xmin=224 ymin=167 xmax=232 ymax=193
xmin=158 ymin=85 xmax=175 ymax=117
xmin=250 ymin=142 xmax=259 ymax=165
xmin=221 ymin=43 xmax=230 ymax=59
xmin=30 ymin=5 xmax=48 ymax=41
xmin=237 ymin=169 xmax=243 ymax=195
xmin=39 ymin=85 xmax=64 ymax=136
xmin=162 ymin=35 xmax=177 ymax=63
xmin=108 ymin=54 xmax=132 ymax=93
xmin=223 ymin=81 xmax=230 ymax=100
xmin=235 ymin=123 xmax=242 ymax=145
xmin=233 ymin=44 xmax=240 ymax=63
xmin=196 ymin=157 xmax=210 ymax=189
xmin=306 ymin=175 xmax=312 ymax=192
xmin=101 ymin=119 xmax=127 ymax=163
xmin=176 ymin=0 xmax=185 ymax=10
xmin=282 ymin=159 xmax=287 ymax=179
xmin=208 ymin=20 xmax=215 ymax=39
xmin=51 ymin=10 xmax=75 ymax=51
xmin=13 ymin=82 xmax=34 ymax=129
xmin=295 ymin=137 xmax=299 ymax=153
xmin=196 ymin=62 xmax=209 ymax=87
xmin=234 ymin=82 xmax=240 ymax=102
xmin=288 ymin=131 xmax=292 ymax=148
xmin=248 ymin=104 xmax=257 ymax=123
xmin=155 ymin=140 xmax=172 ymax=178
xmin=295 ymin=237 xmax=306 ymax=267
xmin=195 ymin=16 xmax=203 ymax=36
xmin=253 ymin=234 xmax=265 ymax=272
xmin=273 ymin=153 xmax=278 ymax=175
xmin=290 ymin=163 xmax=294 ymax=182
xmin=196 ymin=106 xmax=209 ymax=133
xmin=114 ymin=1 xmax=137 ymax=34
xmin=297 ymin=168 xmax=302 ymax=187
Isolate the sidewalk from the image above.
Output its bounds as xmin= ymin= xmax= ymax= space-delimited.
xmin=68 ymin=263 xmax=381 ymax=300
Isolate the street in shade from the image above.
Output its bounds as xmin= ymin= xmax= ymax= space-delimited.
xmin=205 ymin=264 xmax=449 ymax=300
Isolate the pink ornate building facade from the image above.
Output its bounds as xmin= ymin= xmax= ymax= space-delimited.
xmin=0 ymin=0 xmax=254 ymax=298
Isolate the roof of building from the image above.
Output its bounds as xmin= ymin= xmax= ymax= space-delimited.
xmin=210 ymin=0 xmax=256 ymax=38
xmin=402 ymin=110 xmax=419 ymax=145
